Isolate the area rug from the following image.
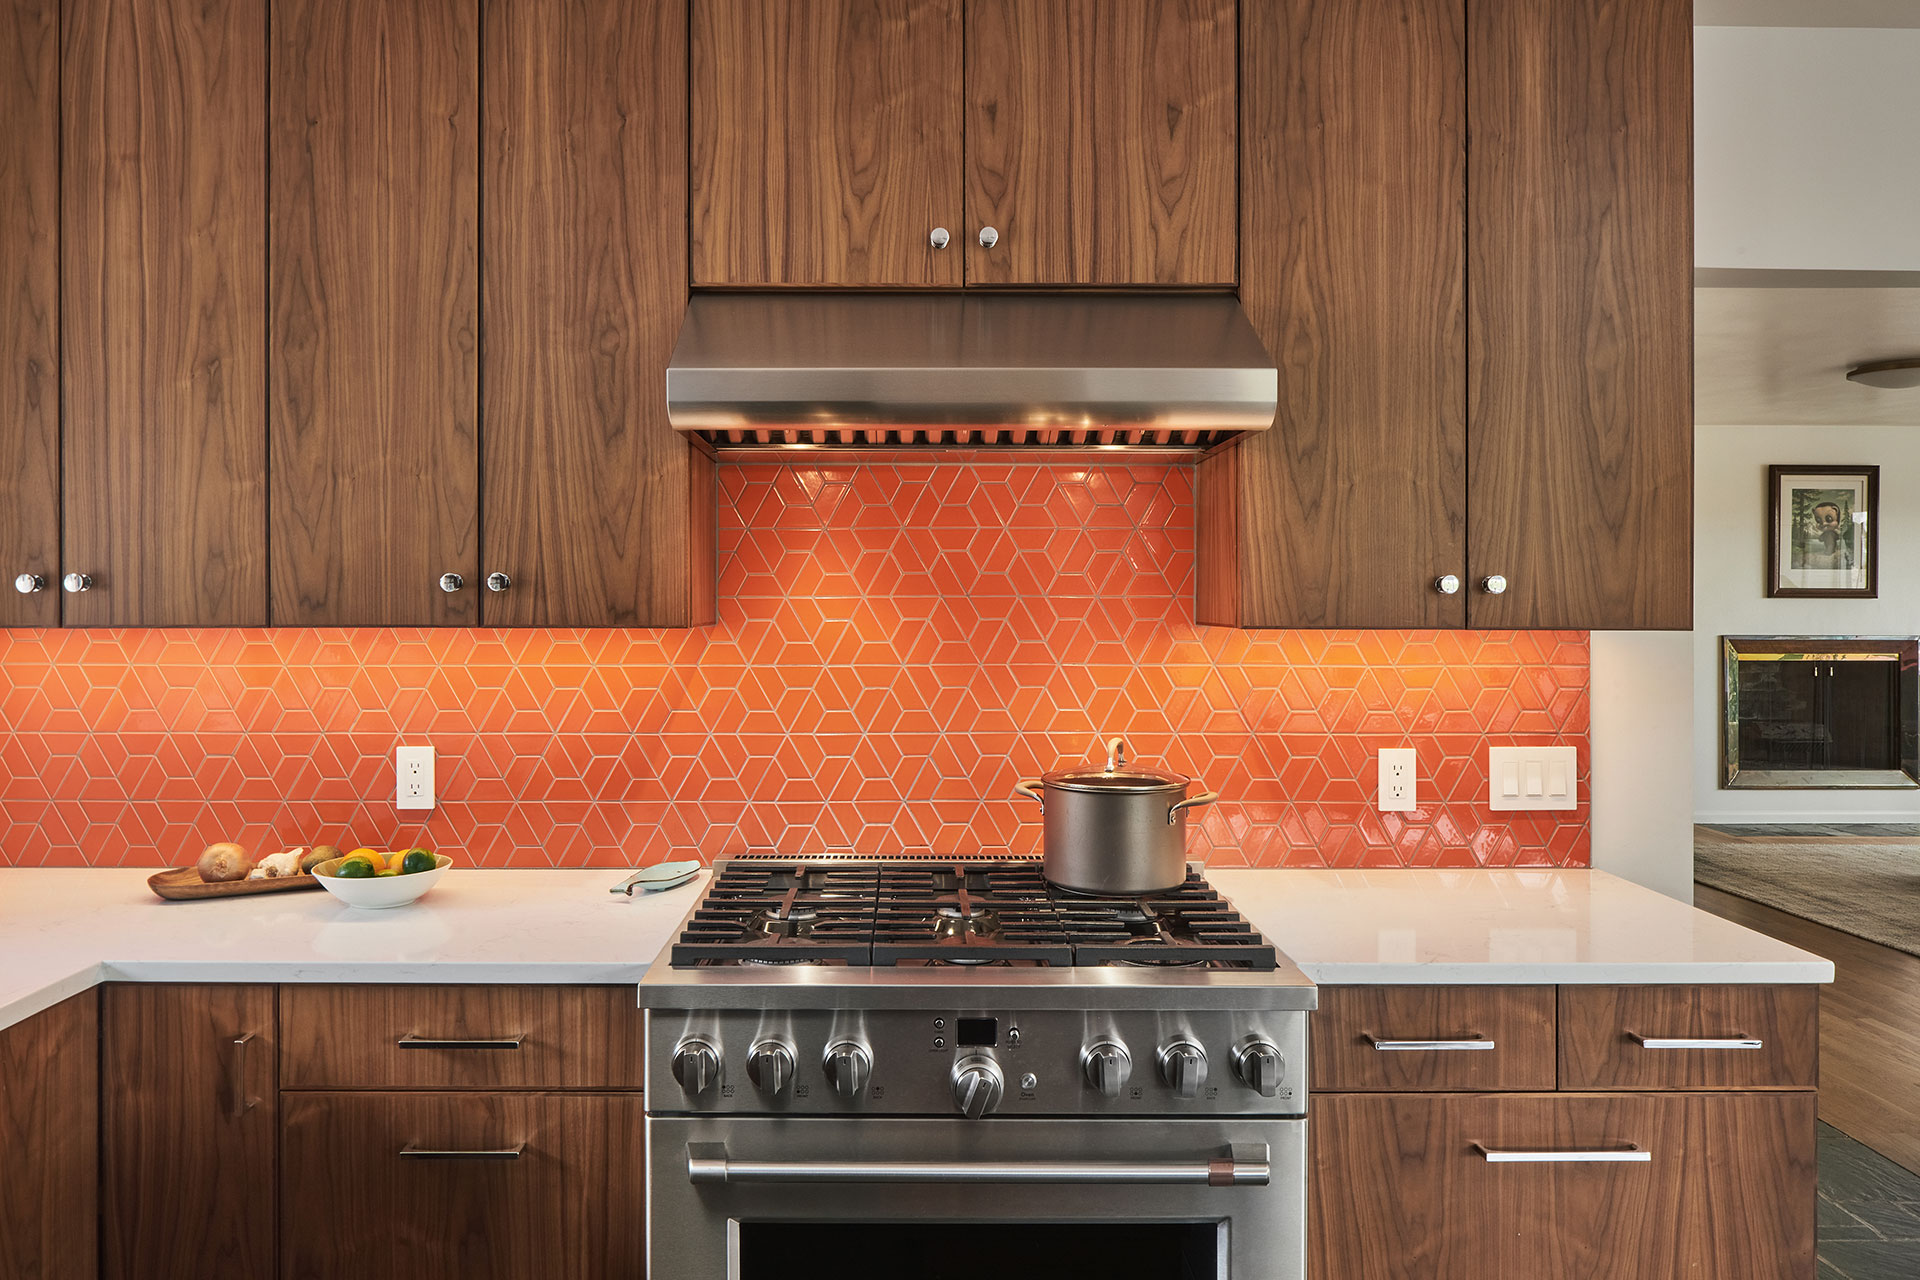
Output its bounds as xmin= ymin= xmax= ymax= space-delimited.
xmin=1695 ymin=831 xmax=1920 ymax=959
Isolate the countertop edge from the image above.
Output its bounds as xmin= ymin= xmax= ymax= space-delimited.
xmin=1298 ymin=961 xmax=1838 ymax=986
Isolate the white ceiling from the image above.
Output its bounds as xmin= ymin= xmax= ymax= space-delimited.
xmin=1696 ymin=279 xmax=1920 ymax=425
xmin=1696 ymin=0 xmax=1920 ymax=26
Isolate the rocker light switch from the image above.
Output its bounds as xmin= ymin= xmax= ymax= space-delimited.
xmin=1488 ymin=747 xmax=1578 ymax=812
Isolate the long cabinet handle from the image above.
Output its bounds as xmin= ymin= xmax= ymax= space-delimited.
xmin=1473 ymin=1143 xmax=1650 ymax=1164
xmin=1629 ymin=1033 xmax=1763 ymax=1050
xmin=397 ymin=1033 xmax=525 ymax=1051
xmin=229 ymin=1032 xmax=256 ymax=1119
xmin=399 ymin=1143 xmax=526 ymax=1161
xmin=1364 ymin=1034 xmax=1495 ymax=1052
xmin=686 ymin=1142 xmax=1269 ymax=1187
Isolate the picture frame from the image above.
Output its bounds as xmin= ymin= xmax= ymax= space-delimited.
xmin=1767 ymin=464 xmax=1878 ymax=599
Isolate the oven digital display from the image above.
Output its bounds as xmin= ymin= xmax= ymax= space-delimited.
xmin=956 ymin=1017 xmax=998 ymax=1047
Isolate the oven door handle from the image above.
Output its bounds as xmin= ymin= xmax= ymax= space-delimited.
xmin=685 ymin=1142 xmax=1270 ymax=1187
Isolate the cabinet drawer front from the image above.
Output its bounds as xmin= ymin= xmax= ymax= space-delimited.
xmin=1312 ymin=986 xmax=1556 ymax=1091
xmin=281 ymin=986 xmax=643 ymax=1090
xmin=1309 ymin=1092 xmax=1817 ymax=1280
xmin=1558 ymin=986 xmax=1818 ymax=1090
xmin=282 ymin=1091 xmax=645 ymax=1280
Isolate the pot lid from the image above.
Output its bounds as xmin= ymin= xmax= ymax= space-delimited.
xmin=1040 ymin=766 xmax=1191 ymax=795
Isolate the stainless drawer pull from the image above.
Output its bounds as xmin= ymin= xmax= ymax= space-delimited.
xmin=397 ymin=1033 xmax=525 ymax=1050
xmin=399 ymin=1143 xmax=526 ymax=1161
xmin=1629 ymin=1033 xmax=1763 ymax=1050
xmin=1365 ymin=1034 xmax=1495 ymax=1052
xmin=229 ymin=1033 xmax=255 ymax=1120
xmin=1473 ymin=1143 xmax=1650 ymax=1164
xmin=686 ymin=1142 xmax=1269 ymax=1187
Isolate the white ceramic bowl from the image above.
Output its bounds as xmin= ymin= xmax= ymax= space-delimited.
xmin=312 ymin=854 xmax=453 ymax=909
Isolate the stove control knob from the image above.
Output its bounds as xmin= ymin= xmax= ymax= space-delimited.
xmin=950 ymin=1054 xmax=1005 ymax=1120
xmin=823 ymin=1040 xmax=873 ymax=1100
xmin=1233 ymin=1037 xmax=1285 ymax=1098
xmin=1158 ymin=1039 xmax=1209 ymax=1100
xmin=671 ymin=1039 xmax=720 ymax=1095
xmin=747 ymin=1039 xmax=797 ymax=1096
xmin=1080 ymin=1040 xmax=1132 ymax=1099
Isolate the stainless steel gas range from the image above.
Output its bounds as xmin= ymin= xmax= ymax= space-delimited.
xmin=639 ymin=855 xmax=1317 ymax=1280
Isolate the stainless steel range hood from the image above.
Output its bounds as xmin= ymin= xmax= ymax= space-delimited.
xmin=666 ymin=292 xmax=1277 ymax=460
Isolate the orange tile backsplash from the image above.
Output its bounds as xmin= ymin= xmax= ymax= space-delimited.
xmin=0 ymin=463 xmax=1589 ymax=868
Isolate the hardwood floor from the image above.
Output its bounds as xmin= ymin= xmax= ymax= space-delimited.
xmin=1694 ymin=881 xmax=1920 ymax=1179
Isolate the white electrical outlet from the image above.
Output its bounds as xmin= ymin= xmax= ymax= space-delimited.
xmin=1377 ymin=748 xmax=1417 ymax=812
xmin=1487 ymin=746 xmax=1578 ymax=811
xmin=396 ymin=745 xmax=436 ymax=810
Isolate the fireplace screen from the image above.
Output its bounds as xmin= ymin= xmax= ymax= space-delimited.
xmin=1722 ymin=637 xmax=1920 ymax=789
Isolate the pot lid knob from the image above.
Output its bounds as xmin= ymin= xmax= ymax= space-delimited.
xmin=1105 ymin=736 xmax=1128 ymax=773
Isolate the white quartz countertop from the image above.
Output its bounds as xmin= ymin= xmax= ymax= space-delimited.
xmin=0 ymin=866 xmax=1832 ymax=1034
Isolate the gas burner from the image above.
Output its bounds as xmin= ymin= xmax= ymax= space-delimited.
xmin=757 ymin=904 xmax=821 ymax=937
xmin=734 ymin=955 xmax=819 ymax=967
xmin=1107 ymin=954 xmax=1209 ymax=968
xmin=932 ymin=903 xmax=1001 ymax=938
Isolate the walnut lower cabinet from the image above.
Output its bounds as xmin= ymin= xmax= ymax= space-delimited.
xmin=0 ymin=991 xmax=96 ymax=1280
xmin=1308 ymin=984 xmax=1820 ymax=1280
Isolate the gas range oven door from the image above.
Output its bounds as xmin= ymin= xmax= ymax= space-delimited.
xmin=647 ymin=1115 xmax=1305 ymax=1280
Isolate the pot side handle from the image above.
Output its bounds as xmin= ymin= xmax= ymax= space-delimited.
xmin=1013 ymin=779 xmax=1046 ymax=813
xmin=1167 ymin=790 xmax=1219 ymax=824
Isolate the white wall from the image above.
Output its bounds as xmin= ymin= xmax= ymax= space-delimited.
xmin=1591 ymin=632 xmax=1697 ymax=901
xmin=1694 ymin=424 xmax=1920 ymax=822
xmin=1696 ymin=27 xmax=1920 ymax=271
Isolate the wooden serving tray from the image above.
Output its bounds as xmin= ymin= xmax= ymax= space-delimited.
xmin=148 ymin=866 xmax=329 ymax=902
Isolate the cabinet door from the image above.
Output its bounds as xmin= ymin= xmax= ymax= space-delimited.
xmin=1466 ymin=0 xmax=1692 ymax=629
xmin=691 ymin=0 xmax=962 ymax=287
xmin=0 ymin=992 xmax=96 ymax=1280
xmin=483 ymin=0 xmax=713 ymax=626
xmin=101 ymin=984 xmax=276 ymax=1280
xmin=0 ymin=0 xmax=58 ymax=627
xmin=1197 ymin=0 xmax=1465 ymax=628
xmin=1310 ymin=1092 xmax=1816 ymax=1279
xmin=271 ymin=0 xmax=479 ymax=626
xmin=281 ymin=1092 xmax=646 ymax=1280
xmin=62 ymin=0 xmax=268 ymax=626
xmin=966 ymin=0 xmax=1235 ymax=286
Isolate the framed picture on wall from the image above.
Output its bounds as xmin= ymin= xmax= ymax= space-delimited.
xmin=1767 ymin=464 xmax=1879 ymax=598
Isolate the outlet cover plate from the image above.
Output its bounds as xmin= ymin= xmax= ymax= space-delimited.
xmin=1487 ymin=746 xmax=1577 ymax=811
xmin=1377 ymin=747 xmax=1417 ymax=812
xmin=396 ymin=745 xmax=435 ymax=811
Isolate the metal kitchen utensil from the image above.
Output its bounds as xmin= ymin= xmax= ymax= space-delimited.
xmin=1014 ymin=737 xmax=1218 ymax=895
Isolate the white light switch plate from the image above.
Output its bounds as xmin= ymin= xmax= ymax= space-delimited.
xmin=1377 ymin=748 xmax=1417 ymax=812
xmin=1487 ymin=746 xmax=1577 ymax=811
xmin=396 ymin=745 xmax=435 ymax=810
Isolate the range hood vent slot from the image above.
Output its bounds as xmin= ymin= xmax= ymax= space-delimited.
xmin=666 ymin=292 xmax=1277 ymax=460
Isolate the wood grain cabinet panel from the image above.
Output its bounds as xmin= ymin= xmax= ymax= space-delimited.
xmin=280 ymin=985 xmax=645 ymax=1090
xmin=270 ymin=0 xmax=479 ymax=626
xmin=690 ymin=0 xmax=963 ymax=287
xmin=1199 ymin=0 xmax=1465 ymax=628
xmin=1310 ymin=1091 xmax=1817 ymax=1280
xmin=1465 ymin=0 xmax=1693 ymax=629
xmin=281 ymin=1092 xmax=646 ymax=1280
xmin=62 ymin=0 xmax=268 ymax=627
xmin=965 ymin=0 xmax=1236 ymax=286
xmin=1312 ymin=985 xmax=1555 ymax=1092
xmin=0 ymin=992 xmax=97 ymax=1280
xmin=1559 ymin=985 xmax=1819 ymax=1091
xmin=483 ymin=0 xmax=713 ymax=627
xmin=101 ymin=984 xmax=277 ymax=1280
xmin=0 ymin=0 xmax=59 ymax=628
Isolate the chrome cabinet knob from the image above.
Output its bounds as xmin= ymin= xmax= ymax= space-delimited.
xmin=1434 ymin=574 xmax=1461 ymax=596
xmin=977 ymin=226 xmax=999 ymax=249
xmin=1159 ymin=1039 xmax=1208 ymax=1100
xmin=61 ymin=573 xmax=92 ymax=594
xmin=1081 ymin=1040 xmax=1132 ymax=1099
xmin=747 ymin=1039 xmax=796 ymax=1097
xmin=14 ymin=573 xmax=46 ymax=594
xmin=822 ymin=1040 xmax=873 ymax=1100
xmin=1480 ymin=574 xmax=1508 ymax=595
xmin=671 ymin=1038 xmax=720 ymax=1095
xmin=439 ymin=572 xmax=464 ymax=593
xmin=1233 ymin=1037 xmax=1285 ymax=1098
xmin=485 ymin=572 xmax=511 ymax=592
xmin=950 ymin=1054 xmax=1005 ymax=1120
xmin=929 ymin=227 xmax=950 ymax=249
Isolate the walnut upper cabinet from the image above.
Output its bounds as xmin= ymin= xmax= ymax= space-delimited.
xmin=1201 ymin=0 xmax=1691 ymax=631
xmin=61 ymin=0 xmax=269 ymax=627
xmin=689 ymin=0 xmax=1236 ymax=288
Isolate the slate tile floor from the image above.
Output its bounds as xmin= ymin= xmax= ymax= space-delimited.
xmin=1820 ymin=1123 xmax=1920 ymax=1278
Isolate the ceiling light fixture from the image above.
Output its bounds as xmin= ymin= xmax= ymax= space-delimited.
xmin=1846 ymin=357 xmax=1920 ymax=389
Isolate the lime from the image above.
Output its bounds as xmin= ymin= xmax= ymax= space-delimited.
xmin=334 ymin=857 xmax=376 ymax=879
xmin=400 ymin=849 xmax=437 ymax=875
